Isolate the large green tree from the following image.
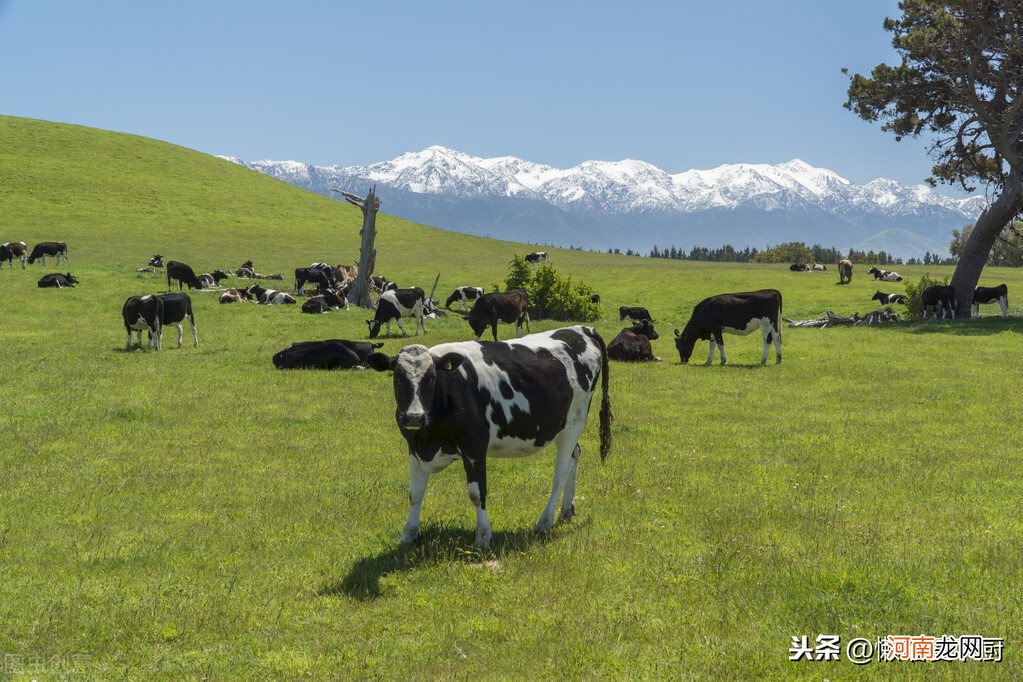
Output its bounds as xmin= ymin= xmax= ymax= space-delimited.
xmin=845 ymin=1 xmax=1023 ymax=317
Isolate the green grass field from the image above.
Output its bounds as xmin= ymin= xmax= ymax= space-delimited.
xmin=2 ymin=116 xmax=1023 ymax=679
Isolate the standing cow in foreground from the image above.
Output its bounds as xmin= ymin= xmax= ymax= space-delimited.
xmin=973 ymin=284 xmax=1008 ymax=319
xmin=838 ymin=259 xmax=853 ymax=284
xmin=674 ymin=289 xmax=782 ymax=365
xmin=1 ymin=242 xmax=27 ymax=268
xmin=27 ymin=241 xmax=68 ymax=266
xmin=367 ymin=326 xmax=612 ymax=547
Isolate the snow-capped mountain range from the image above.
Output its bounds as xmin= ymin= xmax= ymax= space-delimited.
xmin=222 ymin=146 xmax=988 ymax=258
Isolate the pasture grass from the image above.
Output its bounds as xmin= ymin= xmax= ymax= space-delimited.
xmin=2 ymin=116 xmax=1023 ymax=679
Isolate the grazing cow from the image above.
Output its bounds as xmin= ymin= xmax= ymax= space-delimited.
xmin=838 ymin=259 xmax=853 ymax=284
xmin=148 ymin=255 xmax=165 ymax=268
xmin=370 ymin=275 xmax=390 ymax=292
xmin=27 ymin=241 xmax=68 ymax=266
xmin=273 ymin=340 xmax=384 ymax=370
xmin=674 ymin=289 xmax=782 ymax=365
xmin=524 ymin=251 xmax=549 ymax=264
xmin=246 ymin=284 xmax=296 ymax=305
xmin=922 ymin=285 xmax=957 ymax=319
xmin=166 ymin=260 xmax=202 ymax=290
xmin=607 ymin=319 xmax=660 ymax=362
xmin=219 ymin=288 xmax=253 ymax=304
xmin=37 ymin=272 xmax=78 ymax=288
xmin=301 ymin=291 xmax=347 ymax=314
xmin=122 ymin=295 xmax=163 ymax=351
xmin=367 ymin=287 xmax=426 ymax=338
xmin=466 ymin=289 xmax=530 ymax=341
xmin=812 ymin=262 xmax=827 ymax=271
xmin=872 ymin=290 xmax=907 ymax=305
xmin=295 ymin=266 xmax=335 ymax=295
xmin=1 ymin=242 xmax=27 ymax=269
xmin=790 ymin=262 xmax=811 ymax=272
xmin=445 ymin=286 xmax=485 ymax=311
xmin=197 ymin=270 xmax=230 ymax=289
xmin=367 ymin=325 xmax=612 ymax=547
xmin=154 ymin=293 xmax=198 ymax=348
xmin=868 ymin=267 xmax=903 ymax=282
xmin=973 ymin=283 xmax=1008 ymax=319
xmin=619 ymin=306 xmax=652 ymax=323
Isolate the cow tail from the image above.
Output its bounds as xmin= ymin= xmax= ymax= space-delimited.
xmin=597 ymin=331 xmax=613 ymax=462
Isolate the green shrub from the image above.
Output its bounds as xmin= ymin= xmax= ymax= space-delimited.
xmin=903 ymin=273 xmax=949 ymax=319
xmin=504 ymin=256 xmax=600 ymax=322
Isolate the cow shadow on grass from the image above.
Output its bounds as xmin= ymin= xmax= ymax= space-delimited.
xmin=901 ymin=316 xmax=1023 ymax=336
xmin=320 ymin=519 xmax=588 ymax=601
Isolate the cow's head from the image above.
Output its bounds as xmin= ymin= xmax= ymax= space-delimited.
xmin=674 ymin=328 xmax=697 ymax=364
xmin=65 ymin=273 xmax=79 ymax=285
xmin=466 ymin=316 xmax=488 ymax=340
xmin=445 ymin=291 xmax=460 ymax=308
xmin=632 ymin=319 xmax=659 ymax=340
xmin=211 ymin=269 xmax=229 ymax=282
xmin=368 ymin=346 xmax=464 ymax=431
xmin=366 ymin=319 xmax=383 ymax=338
xmin=871 ymin=290 xmax=885 ymax=302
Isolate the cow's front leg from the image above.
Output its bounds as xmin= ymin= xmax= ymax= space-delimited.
xmin=462 ymin=456 xmax=491 ymax=548
xmin=401 ymin=454 xmax=430 ymax=544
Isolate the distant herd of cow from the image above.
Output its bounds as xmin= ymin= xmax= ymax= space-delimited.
xmin=792 ymin=258 xmax=1009 ymax=320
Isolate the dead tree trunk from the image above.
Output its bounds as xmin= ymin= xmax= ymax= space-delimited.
xmin=950 ymin=177 xmax=1022 ymax=318
xmin=334 ymin=186 xmax=381 ymax=309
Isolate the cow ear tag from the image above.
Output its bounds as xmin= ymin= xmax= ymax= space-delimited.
xmin=437 ymin=353 xmax=464 ymax=372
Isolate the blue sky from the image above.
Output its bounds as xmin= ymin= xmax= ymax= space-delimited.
xmin=0 ymin=0 xmax=959 ymax=191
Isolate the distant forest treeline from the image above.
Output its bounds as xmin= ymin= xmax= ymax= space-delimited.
xmin=575 ymin=241 xmax=958 ymax=265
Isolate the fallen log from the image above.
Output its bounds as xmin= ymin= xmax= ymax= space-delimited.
xmin=785 ymin=309 xmax=902 ymax=328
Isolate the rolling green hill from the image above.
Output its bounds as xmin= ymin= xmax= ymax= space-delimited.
xmin=2 ymin=116 xmax=1023 ymax=679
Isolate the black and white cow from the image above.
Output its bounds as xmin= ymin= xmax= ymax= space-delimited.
xmin=27 ymin=241 xmax=68 ymax=266
xmin=367 ymin=287 xmax=426 ymax=338
xmin=367 ymin=325 xmax=612 ymax=547
xmin=674 ymin=289 xmax=782 ymax=365
xmin=236 ymin=260 xmax=256 ymax=278
xmin=370 ymin=275 xmax=395 ymax=293
xmin=197 ymin=270 xmax=230 ymax=289
xmin=619 ymin=306 xmax=652 ymax=323
xmin=301 ymin=291 xmax=347 ymax=314
xmin=1 ymin=242 xmax=27 ymax=269
xmin=154 ymin=293 xmax=198 ymax=348
xmin=37 ymin=272 xmax=78 ymax=288
xmin=246 ymin=284 xmax=296 ymax=305
xmin=607 ymin=319 xmax=660 ymax=362
xmin=166 ymin=260 xmax=202 ymax=290
xmin=922 ymin=285 xmax=957 ymax=319
xmin=122 ymin=295 xmax=163 ymax=351
xmin=868 ymin=267 xmax=903 ymax=282
xmin=973 ymin=283 xmax=1008 ymax=319
xmin=148 ymin=255 xmax=165 ymax=268
xmin=219 ymin=288 xmax=253 ymax=304
xmin=466 ymin=290 xmax=530 ymax=341
xmin=790 ymin=262 xmax=810 ymax=272
xmin=872 ymin=290 xmax=907 ymax=305
xmin=812 ymin=262 xmax=827 ymax=271
xmin=524 ymin=251 xmax=549 ymax=264
xmin=445 ymin=286 xmax=485 ymax=311
xmin=273 ymin=340 xmax=384 ymax=370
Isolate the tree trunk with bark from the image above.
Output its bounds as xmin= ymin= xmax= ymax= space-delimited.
xmin=334 ymin=186 xmax=381 ymax=309
xmin=950 ymin=176 xmax=1023 ymax=318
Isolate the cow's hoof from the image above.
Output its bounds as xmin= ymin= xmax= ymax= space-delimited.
xmin=534 ymin=516 xmax=554 ymax=535
xmin=559 ymin=504 xmax=575 ymax=522
xmin=474 ymin=531 xmax=492 ymax=549
xmin=399 ymin=527 xmax=420 ymax=545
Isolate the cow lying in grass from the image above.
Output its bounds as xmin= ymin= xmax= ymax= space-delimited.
xmin=273 ymin=340 xmax=384 ymax=370
xmin=219 ymin=288 xmax=254 ymax=304
xmin=872 ymin=290 xmax=907 ymax=305
xmin=247 ymin=284 xmax=296 ymax=305
xmin=37 ymin=272 xmax=78 ymax=288
xmin=607 ymin=319 xmax=660 ymax=362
